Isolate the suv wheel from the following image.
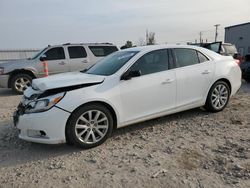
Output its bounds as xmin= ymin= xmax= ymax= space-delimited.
xmin=10 ymin=73 xmax=32 ymax=94
xmin=205 ymin=81 xmax=230 ymax=112
xmin=66 ymin=104 xmax=114 ymax=149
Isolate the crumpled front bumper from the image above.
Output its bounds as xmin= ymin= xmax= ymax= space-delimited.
xmin=14 ymin=105 xmax=70 ymax=144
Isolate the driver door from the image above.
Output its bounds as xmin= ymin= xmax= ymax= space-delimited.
xmin=119 ymin=49 xmax=176 ymax=124
xmin=43 ymin=47 xmax=70 ymax=75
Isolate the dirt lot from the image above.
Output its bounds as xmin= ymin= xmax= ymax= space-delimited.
xmin=0 ymin=83 xmax=250 ymax=188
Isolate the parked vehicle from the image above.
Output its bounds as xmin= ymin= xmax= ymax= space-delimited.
xmin=13 ymin=45 xmax=241 ymax=148
xmin=240 ymin=54 xmax=250 ymax=82
xmin=190 ymin=42 xmax=240 ymax=59
xmin=0 ymin=43 xmax=119 ymax=94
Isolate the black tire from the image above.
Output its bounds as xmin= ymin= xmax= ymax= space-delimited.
xmin=10 ymin=73 xmax=32 ymax=94
xmin=66 ymin=104 xmax=114 ymax=149
xmin=204 ymin=81 xmax=230 ymax=112
xmin=245 ymin=78 xmax=250 ymax=83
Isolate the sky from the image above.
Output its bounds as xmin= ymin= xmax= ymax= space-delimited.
xmin=0 ymin=0 xmax=250 ymax=49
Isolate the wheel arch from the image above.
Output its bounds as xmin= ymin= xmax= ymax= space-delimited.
xmin=8 ymin=69 xmax=37 ymax=88
xmin=213 ymin=78 xmax=232 ymax=94
xmin=65 ymin=101 xmax=118 ymax=144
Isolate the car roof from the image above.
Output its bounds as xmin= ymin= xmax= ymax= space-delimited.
xmin=46 ymin=43 xmax=117 ymax=48
xmin=122 ymin=44 xmax=205 ymax=52
xmin=123 ymin=44 xmax=223 ymax=60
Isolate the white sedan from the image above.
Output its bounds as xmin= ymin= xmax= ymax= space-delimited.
xmin=14 ymin=45 xmax=241 ymax=148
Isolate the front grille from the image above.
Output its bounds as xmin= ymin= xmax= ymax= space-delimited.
xmin=17 ymin=103 xmax=26 ymax=115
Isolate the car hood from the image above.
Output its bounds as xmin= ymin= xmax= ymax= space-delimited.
xmin=32 ymin=72 xmax=105 ymax=91
xmin=0 ymin=59 xmax=36 ymax=73
xmin=0 ymin=59 xmax=32 ymax=66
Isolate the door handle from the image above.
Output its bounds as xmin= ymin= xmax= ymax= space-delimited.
xmin=82 ymin=60 xmax=88 ymax=63
xmin=59 ymin=61 xmax=66 ymax=65
xmin=161 ymin=78 xmax=174 ymax=85
xmin=202 ymin=70 xmax=211 ymax=74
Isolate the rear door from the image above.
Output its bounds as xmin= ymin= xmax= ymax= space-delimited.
xmin=43 ymin=47 xmax=69 ymax=75
xmin=67 ymin=46 xmax=91 ymax=71
xmin=173 ymin=48 xmax=213 ymax=107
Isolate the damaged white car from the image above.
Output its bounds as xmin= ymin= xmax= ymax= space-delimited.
xmin=14 ymin=45 xmax=241 ymax=148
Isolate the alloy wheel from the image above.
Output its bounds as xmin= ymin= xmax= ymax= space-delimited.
xmin=211 ymin=84 xmax=229 ymax=110
xmin=15 ymin=77 xmax=31 ymax=92
xmin=75 ymin=110 xmax=109 ymax=144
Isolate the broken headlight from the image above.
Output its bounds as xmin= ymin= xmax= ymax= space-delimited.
xmin=25 ymin=92 xmax=65 ymax=113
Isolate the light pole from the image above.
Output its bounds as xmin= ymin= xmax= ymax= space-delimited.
xmin=214 ymin=24 xmax=220 ymax=42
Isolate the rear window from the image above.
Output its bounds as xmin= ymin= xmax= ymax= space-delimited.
xmin=197 ymin=51 xmax=209 ymax=63
xmin=173 ymin=48 xmax=199 ymax=67
xmin=68 ymin=46 xmax=87 ymax=59
xmin=89 ymin=46 xmax=118 ymax=57
xmin=223 ymin=44 xmax=237 ymax=54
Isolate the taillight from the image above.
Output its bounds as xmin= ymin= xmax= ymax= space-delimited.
xmin=235 ymin=59 xmax=241 ymax=65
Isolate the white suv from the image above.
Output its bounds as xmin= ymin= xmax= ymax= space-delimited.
xmin=0 ymin=43 xmax=119 ymax=94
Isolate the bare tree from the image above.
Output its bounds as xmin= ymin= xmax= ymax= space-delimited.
xmin=120 ymin=41 xmax=134 ymax=49
xmin=147 ymin=32 xmax=156 ymax=45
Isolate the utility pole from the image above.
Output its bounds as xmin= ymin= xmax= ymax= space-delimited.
xmin=199 ymin=32 xmax=203 ymax=43
xmin=214 ymin=24 xmax=220 ymax=42
xmin=146 ymin=29 xmax=149 ymax=45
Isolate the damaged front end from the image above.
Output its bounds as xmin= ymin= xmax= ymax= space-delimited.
xmin=13 ymin=80 xmax=103 ymax=126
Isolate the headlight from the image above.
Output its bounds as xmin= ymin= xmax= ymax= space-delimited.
xmin=0 ymin=67 xmax=4 ymax=75
xmin=25 ymin=92 xmax=65 ymax=113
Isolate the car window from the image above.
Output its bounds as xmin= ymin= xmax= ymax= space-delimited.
xmin=68 ymin=46 xmax=87 ymax=59
xmin=197 ymin=51 xmax=209 ymax=63
xmin=173 ymin=48 xmax=199 ymax=67
xmin=129 ymin=49 xmax=168 ymax=75
xmin=89 ymin=46 xmax=118 ymax=57
xmin=205 ymin=42 xmax=221 ymax=53
xmin=86 ymin=51 xmax=139 ymax=76
xmin=223 ymin=44 xmax=237 ymax=54
xmin=44 ymin=47 xmax=65 ymax=61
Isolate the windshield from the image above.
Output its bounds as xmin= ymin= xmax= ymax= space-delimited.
xmin=30 ymin=47 xmax=48 ymax=60
xmin=86 ymin=51 xmax=139 ymax=76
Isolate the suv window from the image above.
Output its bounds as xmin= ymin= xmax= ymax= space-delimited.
xmin=197 ymin=51 xmax=209 ymax=63
xmin=130 ymin=49 xmax=169 ymax=75
xmin=89 ymin=46 xmax=118 ymax=57
xmin=68 ymin=46 xmax=87 ymax=59
xmin=173 ymin=48 xmax=199 ymax=67
xmin=45 ymin=47 xmax=65 ymax=60
xmin=86 ymin=51 xmax=139 ymax=76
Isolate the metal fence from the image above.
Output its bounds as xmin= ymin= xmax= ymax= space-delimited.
xmin=0 ymin=49 xmax=40 ymax=62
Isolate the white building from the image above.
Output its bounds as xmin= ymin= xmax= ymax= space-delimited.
xmin=0 ymin=49 xmax=40 ymax=62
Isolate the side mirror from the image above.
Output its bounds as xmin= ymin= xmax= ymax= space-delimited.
xmin=121 ymin=70 xmax=141 ymax=80
xmin=39 ymin=55 xmax=47 ymax=62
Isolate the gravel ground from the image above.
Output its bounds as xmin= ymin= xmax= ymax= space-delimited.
xmin=0 ymin=83 xmax=250 ymax=188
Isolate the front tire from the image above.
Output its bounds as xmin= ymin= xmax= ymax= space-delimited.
xmin=66 ymin=104 xmax=114 ymax=149
xmin=10 ymin=73 xmax=32 ymax=94
xmin=204 ymin=81 xmax=230 ymax=112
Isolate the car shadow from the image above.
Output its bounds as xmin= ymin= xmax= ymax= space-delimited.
xmin=112 ymin=107 xmax=209 ymax=137
xmin=0 ymin=89 xmax=17 ymax=97
xmin=0 ymin=107 xmax=209 ymax=168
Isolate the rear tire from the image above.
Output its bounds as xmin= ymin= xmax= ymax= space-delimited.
xmin=10 ymin=73 xmax=32 ymax=94
xmin=66 ymin=104 xmax=113 ymax=149
xmin=204 ymin=81 xmax=230 ymax=112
